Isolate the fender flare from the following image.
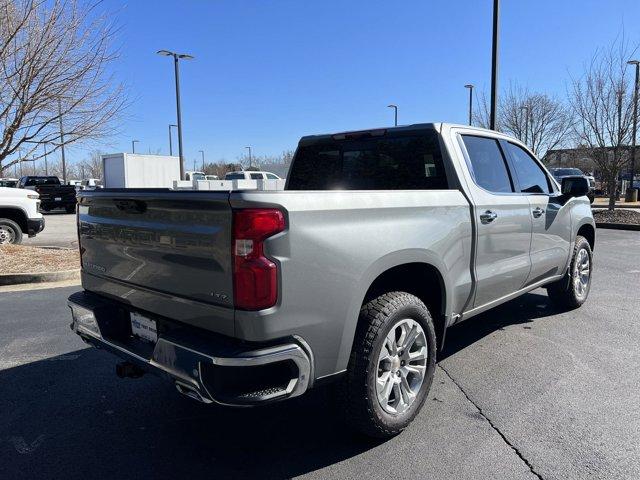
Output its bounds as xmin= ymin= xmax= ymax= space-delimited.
xmin=333 ymin=248 xmax=451 ymax=374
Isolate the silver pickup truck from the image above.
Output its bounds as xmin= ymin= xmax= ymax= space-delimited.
xmin=68 ymin=123 xmax=595 ymax=437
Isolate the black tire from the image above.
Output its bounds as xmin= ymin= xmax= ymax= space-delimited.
xmin=0 ymin=218 xmax=23 ymax=244
xmin=546 ymin=235 xmax=592 ymax=309
xmin=65 ymin=205 xmax=76 ymax=214
xmin=340 ymin=291 xmax=437 ymax=438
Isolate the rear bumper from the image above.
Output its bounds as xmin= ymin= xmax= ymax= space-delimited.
xmin=27 ymin=217 xmax=45 ymax=237
xmin=68 ymin=291 xmax=311 ymax=406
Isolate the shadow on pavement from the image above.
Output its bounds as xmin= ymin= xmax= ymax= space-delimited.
xmin=0 ymin=347 xmax=382 ymax=480
xmin=440 ymin=291 xmax=559 ymax=361
xmin=0 ymin=291 xmax=556 ymax=479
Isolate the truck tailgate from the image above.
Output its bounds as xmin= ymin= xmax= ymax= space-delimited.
xmin=77 ymin=190 xmax=234 ymax=309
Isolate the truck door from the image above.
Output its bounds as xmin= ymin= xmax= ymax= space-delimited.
xmin=458 ymin=134 xmax=533 ymax=307
xmin=502 ymin=142 xmax=572 ymax=285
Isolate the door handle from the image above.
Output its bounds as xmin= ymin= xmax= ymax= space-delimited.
xmin=480 ymin=210 xmax=498 ymax=224
xmin=532 ymin=207 xmax=545 ymax=218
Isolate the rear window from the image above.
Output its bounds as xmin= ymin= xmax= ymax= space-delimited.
xmin=287 ymin=131 xmax=448 ymax=190
xmin=25 ymin=176 xmax=60 ymax=186
xmin=552 ymin=168 xmax=583 ymax=177
xmin=225 ymin=173 xmax=246 ymax=180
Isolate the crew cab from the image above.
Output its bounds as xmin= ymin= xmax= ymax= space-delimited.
xmin=68 ymin=123 xmax=595 ymax=437
xmin=0 ymin=186 xmax=45 ymax=244
xmin=18 ymin=176 xmax=77 ymax=213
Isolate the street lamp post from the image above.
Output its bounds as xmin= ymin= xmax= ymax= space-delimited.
xmin=132 ymin=139 xmax=139 ymax=154
xmin=464 ymin=84 xmax=474 ymax=126
xmin=199 ymin=150 xmax=205 ymax=171
xmin=157 ymin=50 xmax=194 ymax=180
xmin=490 ymin=0 xmax=500 ymax=130
xmin=58 ymin=99 xmax=67 ymax=184
xmin=627 ymin=60 xmax=640 ymax=202
xmin=43 ymin=143 xmax=48 ymax=176
xmin=387 ymin=104 xmax=398 ymax=126
xmin=520 ymin=105 xmax=530 ymax=146
xmin=245 ymin=146 xmax=252 ymax=169
xmin=168 ymin=124 xmax=177 ymax=156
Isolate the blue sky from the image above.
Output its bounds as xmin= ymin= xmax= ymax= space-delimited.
xmin=88 ymin=0 xmax=640 ymax=165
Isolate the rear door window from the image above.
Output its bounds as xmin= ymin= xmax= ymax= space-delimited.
xmin=287 ymin=131 xmax=447 ymax=190
xmin=249 ymin=173 xmax=263 ymax=180
xmin=461 ymin=136 xmax=513 ymax=193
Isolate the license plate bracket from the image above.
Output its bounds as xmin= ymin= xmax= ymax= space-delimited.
xmin=130 ymin=311 xmax=158 ymax=343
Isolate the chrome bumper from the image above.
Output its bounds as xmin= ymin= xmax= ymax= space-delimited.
xmin=68 ymin=292 xmax=311 ymax=406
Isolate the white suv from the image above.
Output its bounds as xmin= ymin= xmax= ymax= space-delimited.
xmin=224 ymin=171 xmax=281 ymax=180
xmin=0 ymin=187 xmax=45 ymax=244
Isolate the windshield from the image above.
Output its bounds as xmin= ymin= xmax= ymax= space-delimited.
xmin=225 ymin=173 xmax=245 ymax=180
xmin=552 ymin=168 xmax=583 ymax=177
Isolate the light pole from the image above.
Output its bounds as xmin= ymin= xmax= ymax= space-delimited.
xmin=199 ymin=150 xmax=205 ymax=171
xmin=627 ymin=59 xmax=639 ymax=202
xmin=168 ymin=124 xmax=177 ymax=156
xmin=132 ymin=139 xmax=139 ymax=154
xmin=58 ymin=98 xmax=67 ymax=183
xmin=157 ymin=50 xmax=194 ymax=180
xmin=387 ymin=104 xmax=398 ymax=126
xmin=464 ymin=84 xmax=474 ymax=126
xmin=43 ymin=143 xmax=48 ymax=176
xmin=520 ymin=105 xmax=530 ymax=146
xmin=245 ymin=146 xmax=252 ymax=168
xmin=490 ymin=0 xmax=500 ymax=130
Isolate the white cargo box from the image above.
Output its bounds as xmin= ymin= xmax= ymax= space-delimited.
xmin=102 ymin=153 xmax=181 ymax=188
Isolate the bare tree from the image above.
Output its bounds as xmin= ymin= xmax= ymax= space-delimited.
xmin=234 ymin=150 xmax=295 ymax=177
xmin=499 ymin=84 xmax=573 ymax=157
xmin=473 ymin=85 xmax=572 ymax=157
xmin=78 ymin=149 xmax=103 ymax=178
xmin=569 ymin=37 xmax=638 ymax=209
xmin=0 ymin=0 xmax=127 ymax=175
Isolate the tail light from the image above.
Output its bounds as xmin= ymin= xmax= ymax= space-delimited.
xmin=233 ymin=209 xmax=286 ymax=310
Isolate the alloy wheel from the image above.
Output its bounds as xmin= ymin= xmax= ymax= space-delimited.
xmin=376 ymin=318 xmax=428 ymax=415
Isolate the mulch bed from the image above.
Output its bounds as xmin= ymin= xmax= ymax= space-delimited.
xmin=592 ymin=209 xmax=640 ymax=225
xmin=0 ymin=245 xmax=80 ymax=274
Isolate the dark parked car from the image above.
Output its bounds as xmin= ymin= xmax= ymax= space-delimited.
xmin=17 ymin=176 xmax=77 ymax=213
xmin=549 ymin=168 xmax=595 ymax=203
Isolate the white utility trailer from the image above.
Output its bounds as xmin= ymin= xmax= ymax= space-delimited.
xmin=102 ymin=153 xmax=180 ymax=188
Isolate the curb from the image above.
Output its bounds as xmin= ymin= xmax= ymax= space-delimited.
xmin=0 ymin=269 xmax=80 ymax=286
xmin=595 ymin=222 xmax=640 ymax=231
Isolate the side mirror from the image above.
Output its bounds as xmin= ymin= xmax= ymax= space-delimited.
xmin=561 ymin=176 xmax=589 ymax=198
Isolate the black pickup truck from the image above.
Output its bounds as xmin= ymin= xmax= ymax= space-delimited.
xmin=17 ymin=176 xmax=77 ymax=213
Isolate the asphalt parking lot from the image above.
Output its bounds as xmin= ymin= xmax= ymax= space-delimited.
xmin=23 ymin=212 xmax=77 ymax=248
xmin=1 ymin=229 xmax=639 ymax=480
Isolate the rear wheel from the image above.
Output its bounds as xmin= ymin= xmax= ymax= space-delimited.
xmin=0 ymin=219 xmax=23 ymax=244
xmin=341 ymin=291 xmax=436 ymax=438
xmin=547 ymin=235 xmax=592 ymax=309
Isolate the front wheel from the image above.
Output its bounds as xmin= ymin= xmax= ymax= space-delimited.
xmin=546 ymin=235 xmax=592 ymax=309
xmin=340 ymin=291 xmax=436 ymax=438
xmin=0 ymin=218 xmax=23 ymax=244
